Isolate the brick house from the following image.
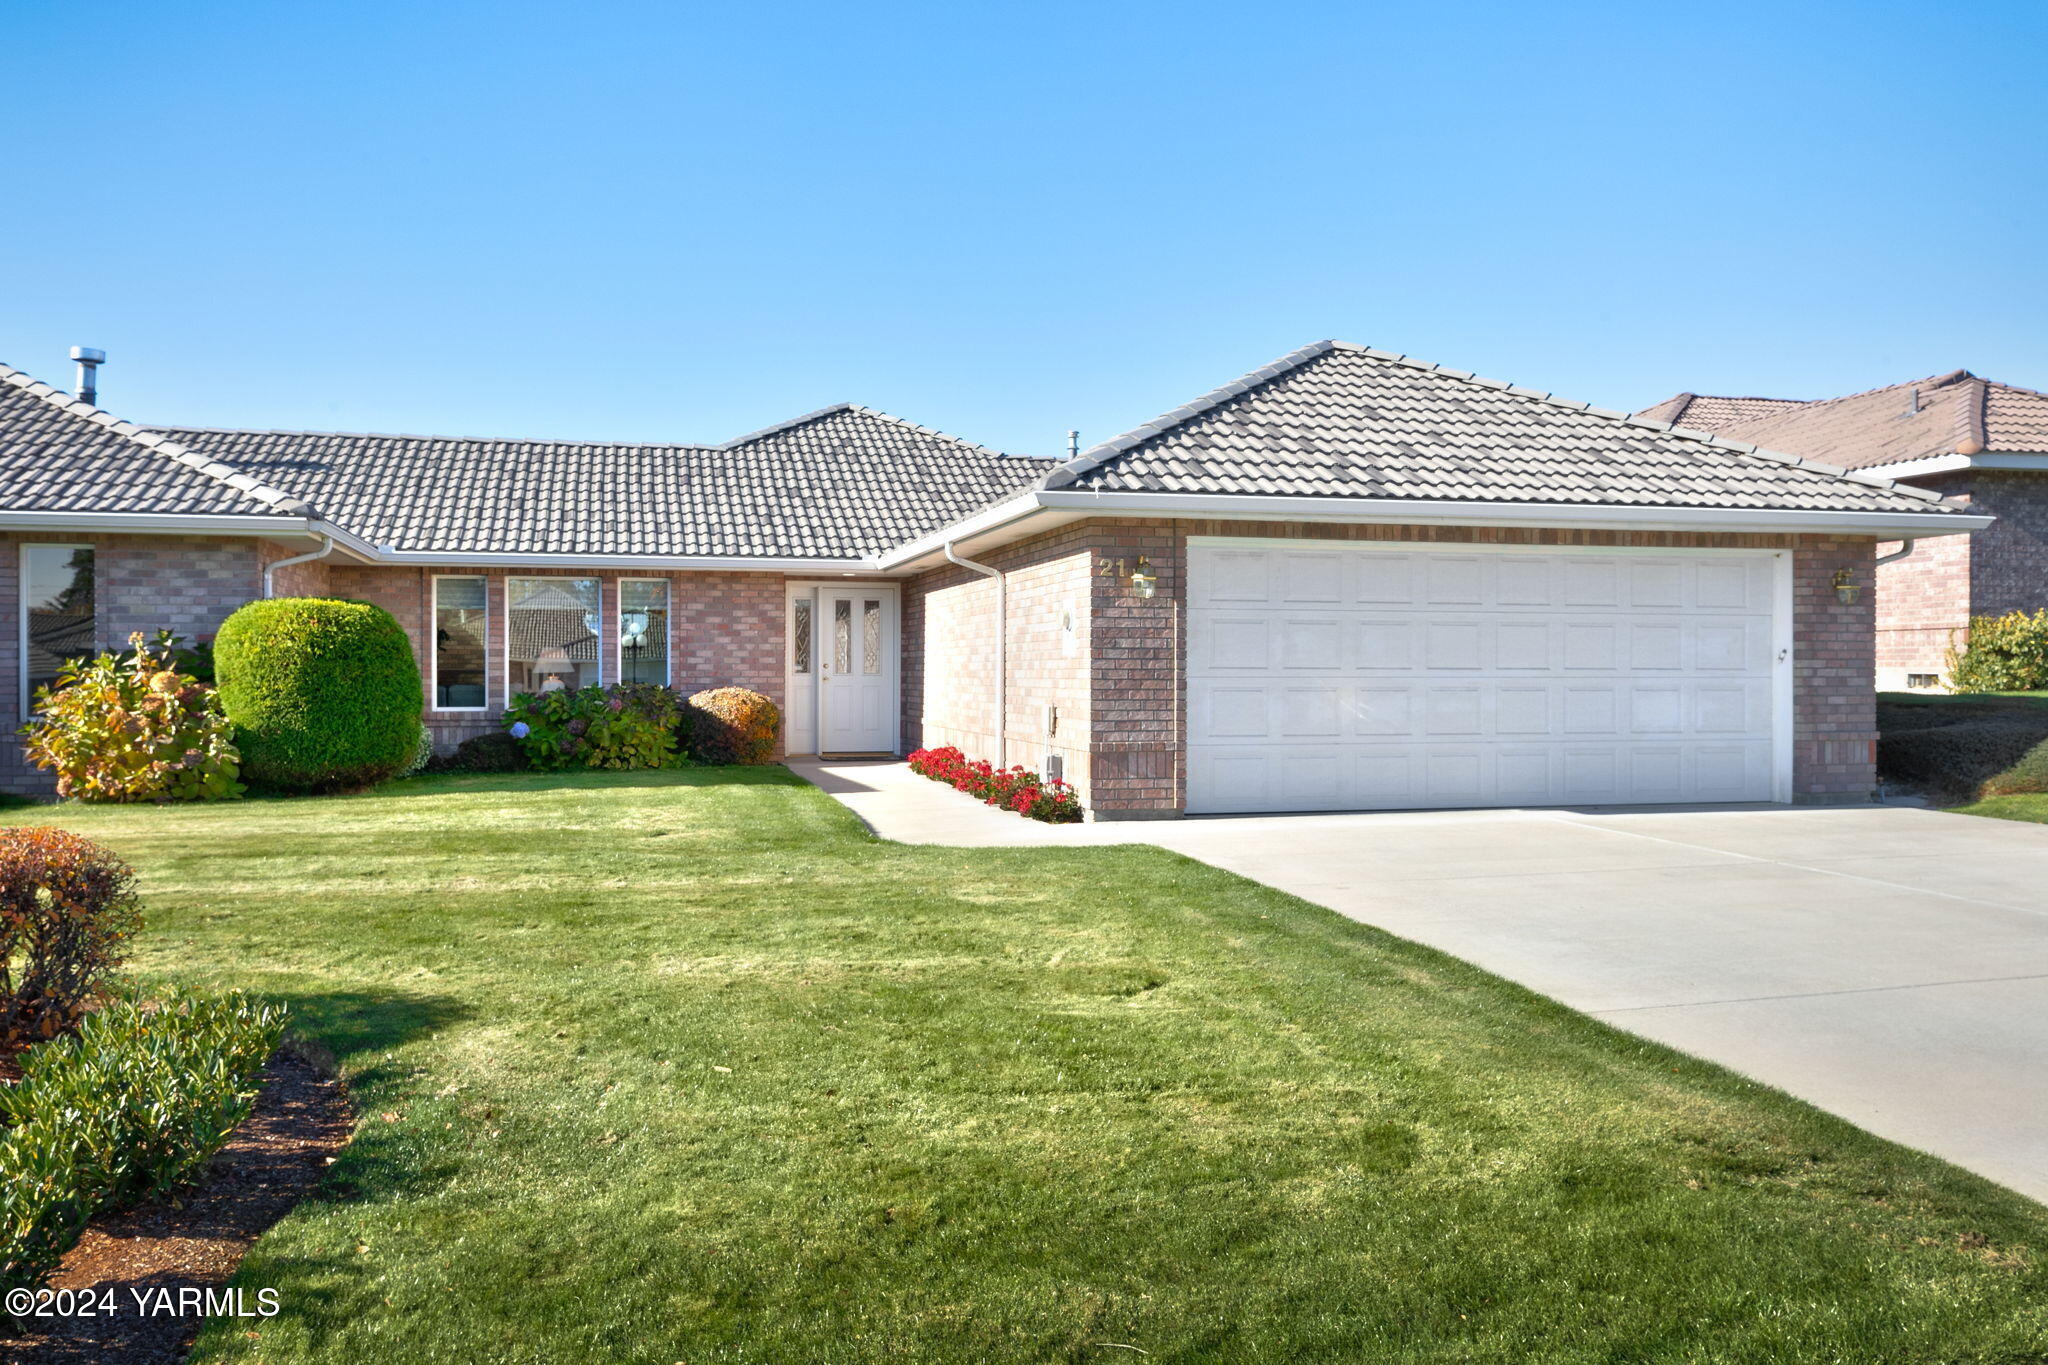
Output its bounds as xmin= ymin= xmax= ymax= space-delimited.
xmin=1638 ymin=369 xmax=2048 ymax=692
xmin=2 ymin=341 xmax=1986 ymax=816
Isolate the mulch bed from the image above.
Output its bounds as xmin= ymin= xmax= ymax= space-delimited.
xmin=0 ymin=1045 xmax=354 ymax=1364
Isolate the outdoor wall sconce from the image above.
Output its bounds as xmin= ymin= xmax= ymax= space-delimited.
xmin=1831 ymin=568 xmax=1860 ymax=605
xmin=1096 ymin=554 xmax=1160 ymax=598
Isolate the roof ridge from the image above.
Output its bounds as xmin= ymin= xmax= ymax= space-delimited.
xmin=1726 ymin=369 xmax=1978 ymax=420
xmin=1042 ymin=340 xmax=1344 ymax=489
xmin=0 ymin=365 xmax=319 ymax=517
xmin=161 ymin=424 xmax=721 ymax=451
xmin=1051 ymin=340 xmax=1951 ymax=507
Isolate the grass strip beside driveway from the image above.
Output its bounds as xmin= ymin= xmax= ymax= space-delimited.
xmin=30 ymin=769 xmax=2048 ymax=1363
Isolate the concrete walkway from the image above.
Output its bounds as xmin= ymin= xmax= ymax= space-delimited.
xmin=791 ymin=759 xmax=2048 ymax=1203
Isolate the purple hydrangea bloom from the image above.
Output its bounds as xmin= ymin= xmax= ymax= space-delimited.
xmin=509 ymin=721 xmax=531 ymax=739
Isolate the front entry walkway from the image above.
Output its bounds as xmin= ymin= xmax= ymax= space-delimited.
xmin=791 ymin=759 xmax=2048 ymax=1203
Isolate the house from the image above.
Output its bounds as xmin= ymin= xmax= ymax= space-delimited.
xmin=1 ymin=341 xmax=1987 ymax=816
xmin=1637 ymin=370 xmax=2048 ymax=691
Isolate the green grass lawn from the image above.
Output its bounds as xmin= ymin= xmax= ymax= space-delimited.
xmin=1951 ymin=793 xmax=2048 ymax=824
xmin=1880 ymin=689 xmax=2048 ymax=709
xmin=25 ymin=770 xmax=2048 ymax=1363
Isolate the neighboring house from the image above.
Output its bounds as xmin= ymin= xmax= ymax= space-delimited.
xmin=1 ymin=341 xmax=1986 ymax=816
xmin=1637 ymin=370 xmax=2048 ymax=691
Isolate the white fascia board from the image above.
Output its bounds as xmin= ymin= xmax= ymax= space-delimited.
xmin=1865 ymin=452 xmax=2048 ymax=480
xmin=870 ymin=489 xmax=1048 ymax=571
xmin=0 ymin=510 xmax=317 ymax=535
xmin=1031 ymin=490 xmax=1993 ymax=537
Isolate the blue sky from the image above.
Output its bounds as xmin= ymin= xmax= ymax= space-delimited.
xmin=4 ymin=1 xmax=2044 ymax=455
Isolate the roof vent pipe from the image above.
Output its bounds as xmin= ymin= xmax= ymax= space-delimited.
xmin=70 ymin=347 xmax=105 ymax=406
xmin=1907 ymin=386 xmax=1920 ymax=415
xmin=1067 ymin=430 xmax=1080 ymax=460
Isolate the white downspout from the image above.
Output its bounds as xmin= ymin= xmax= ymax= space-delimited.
xmin=1874 ymin=539 xmax=1916 ymax=567
xmin=943 ymin=540 xmax=1006 ymax=767
xmin=263 ymin=533 xmax=334 ymax=597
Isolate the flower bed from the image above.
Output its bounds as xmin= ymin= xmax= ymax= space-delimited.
xmin=905 ymin=746 xmax=1081 ymax=823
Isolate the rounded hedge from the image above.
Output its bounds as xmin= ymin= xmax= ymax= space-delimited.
xmin=214 ymin=598 xmax=424 ymax=792
xmin=686 ymin=687 xmax=780 ymax=765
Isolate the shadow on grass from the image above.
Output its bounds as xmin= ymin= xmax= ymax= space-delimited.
xmin=363 ymin=765 xmax=813 ymax=799
xmin=281 ymin=987 xmax=471 ymax=1083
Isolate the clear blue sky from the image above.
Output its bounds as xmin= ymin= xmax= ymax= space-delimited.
xmin=4 ymin=1 xmax=2044 ymax=455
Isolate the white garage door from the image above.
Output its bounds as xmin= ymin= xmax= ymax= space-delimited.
xmin=1186 ymin=540 xmax=1788 ymax=814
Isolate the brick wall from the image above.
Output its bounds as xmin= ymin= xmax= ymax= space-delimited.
xmin=1966 ymin=470 xmax=2048 ymax=620
xmin=909 ymin=518 xmax=1893 ymax=818
xmin=1792 ymin=537 xmax=1879 ymax=801
xmin=329 ymin=564 xmax=789 ymax=751
xmin=902 ymin=525 xmax=1094 ymax=787
xmin=0 ymin=532 xmax=265 ymax=792
xmin=0 ymin=540 xmax=796 ymax=793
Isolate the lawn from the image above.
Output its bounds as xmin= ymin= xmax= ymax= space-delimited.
xmin=26 ymin=769 xmax=2048 ymax=1363
xmin=1951 ymin=793 xmax=2048 ymax=824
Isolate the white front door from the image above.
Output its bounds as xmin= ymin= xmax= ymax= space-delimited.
xmin=1186 ymin=539 xmax=1790 ymax=814
xmin=817 ymin=586 xmax=898 ymax=755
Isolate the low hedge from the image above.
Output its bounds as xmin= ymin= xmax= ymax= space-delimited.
xmin=425 ymin=732 xmax=529 ymax=775
xmin=1877 ymin=704 xmax=2048 ymax=803
xmin=0 ymin=987 xmax=286 ymax=1298
xmin=214 ymin=598 xmax=423 ymax=793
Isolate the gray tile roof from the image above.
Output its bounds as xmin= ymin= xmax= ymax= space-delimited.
xmin=150 ymin=405 xmax=1053 ymax=558
xmin=1048 ymin=342 xmax=1956 ymax=515
xmin=0 ymin=365 xmax=314 ymax=517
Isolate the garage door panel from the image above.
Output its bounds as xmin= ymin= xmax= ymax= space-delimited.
xmin=1196 ymin=551 xmax=1272 ymax=607
xmin=1278 ymin=551 xmax=1344 ymax=604
xmin=1187 ymin=543 xmax=1783 ymax=814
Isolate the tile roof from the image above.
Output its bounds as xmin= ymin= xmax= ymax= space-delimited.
xmin=1633 ymin=370 xmax=2048 ymax=469
xmin=1633 ymin=392 xmax=1808 ymax=428
xmin=1049 ymin=342 xmax=1955 ymax=514
xmin=0 ymin=365 xmax=315 ymax=518
xmin=149 ymin=405 xmax=1055 ymax=559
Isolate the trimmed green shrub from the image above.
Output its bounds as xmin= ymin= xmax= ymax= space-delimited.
xmin=505 ymin=683 xmax=683 ymax=770
xmin=0 ymin=828 xmax=141 ymax=1046
xmin=214 ymin=598 xmax=424 ymax=792
xmin=685 ymin=687 xmax=780 ymax=765
xmin=426 ymin=732 xmax=529 ymax=774
xmin=400 ymin=722 xmax=435 ymax=778
xmin=0 ymin=987 xmax=285 ymax=1298
xmin=1946 ymin=609 xmax=2048 ymax=693
xmin=21 ymin=631 xmax=243 ymax=803
xmin=1878 ymin=713 xmax=2048 ymax=802
xmin=1982 ymin=737 xmax=2048 ymax=797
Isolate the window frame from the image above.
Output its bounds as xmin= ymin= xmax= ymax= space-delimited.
xmin=430 ymin=573 xmax=492 ymax=713
xmin=19 ymin=542 xmax=94 ymax=716
xmin=503 ymin=575 xmax=604 ymax=697
xmin=615 ymin=577 xmax=672 ymax=688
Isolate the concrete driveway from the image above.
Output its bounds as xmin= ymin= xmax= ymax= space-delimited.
xmin=795 ymin=760 xmax=2048 ymax=1203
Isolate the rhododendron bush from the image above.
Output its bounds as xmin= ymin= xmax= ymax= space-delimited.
xmin=906 ymin=746 xmax=1081 ymax=823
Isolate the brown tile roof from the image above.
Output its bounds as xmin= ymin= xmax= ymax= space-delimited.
xmin=1635 ymin=370 xmax=2048 ymax=469
xmin=1634 ymin=393 xmax=1808 ymax=429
